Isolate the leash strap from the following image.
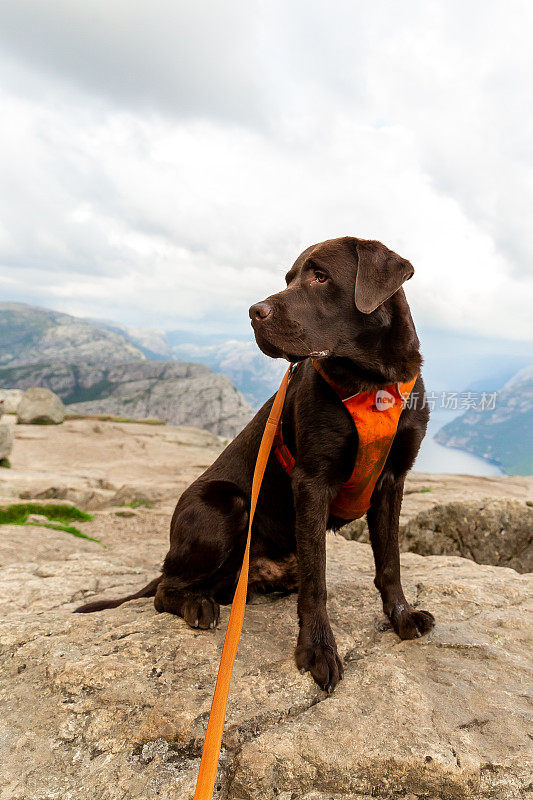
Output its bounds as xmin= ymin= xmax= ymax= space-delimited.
xmin=193 ymin=365 xmax=291 ymax=800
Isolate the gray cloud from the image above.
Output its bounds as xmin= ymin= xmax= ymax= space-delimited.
xmin=0 ymin=0 xmax=531 ymax=340
xmin=0 ymin=0 xmax=267 ymax=124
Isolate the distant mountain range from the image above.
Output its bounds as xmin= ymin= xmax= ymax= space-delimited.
xmin=0 ymin=302 xmax=285 ymax=409
xmin=1 ymin=302 xmax=531 ymax=471
xmin=0 ymin=302 xmax=145 ymax=366
xmin=436 ymin=366 xmax=533 ymax=475
xmin=0 ymin=303 xmax=253 ymax=437
xmin=83 ymin=315 xmax=286 ymax=408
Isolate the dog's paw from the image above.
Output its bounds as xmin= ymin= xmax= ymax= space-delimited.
xmin=182 ymin=595 xmax=220 ymax=630
xmin=390 ymin=604 xmax=435 ymax=640
xmin=295 ymin=625 xmax=344 ymax=693
xmin=155 ymin=588 xmax=220 ymax=630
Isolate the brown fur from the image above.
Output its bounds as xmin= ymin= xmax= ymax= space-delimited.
xmin=75 ymin=236 xmax=434 ymax=692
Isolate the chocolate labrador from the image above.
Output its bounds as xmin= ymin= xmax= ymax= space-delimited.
xmin=76 ymin=236 xmax=434 ymax=692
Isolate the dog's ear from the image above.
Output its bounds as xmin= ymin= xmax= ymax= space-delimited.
xmin=354 ymin=239 xmax=414 ymax=314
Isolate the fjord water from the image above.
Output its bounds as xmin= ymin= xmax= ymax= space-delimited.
xmin=413 ymin=409 xmax=503 ymax=476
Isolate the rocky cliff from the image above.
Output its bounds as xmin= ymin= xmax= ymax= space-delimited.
xmin=0 ymin=303 xmax=283 ymax=410
xmin=436 ymin=365 xmax=533 ymax=475
xmin=171 ymin=337 xmax=287 ymax=408
xmin=341 ymin=495 xmax=533 ymax=573
xmin=0 ymin=361 xmax=253 ymax=437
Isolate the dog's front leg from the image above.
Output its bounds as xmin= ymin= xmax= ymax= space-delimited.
xmin=291 ymin=469 xmax=344 ymax=692
xmin=367 ymin=470 xmax=435 ymax=639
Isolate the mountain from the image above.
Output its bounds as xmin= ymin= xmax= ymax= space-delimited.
xmin=171 ymin=339 xmax=287 ymax=408
xmin=0 ymin=303 xmax=145 ymax=366
xmin=0 ymin=304 xmax=253 ymax=437
xmin=81 ymin=319 xmax=285 ymax=407
xmin=435 ymin=365 xmax=533 ymax=475
xmin=76 ymin=316 xmax=533 ymax=411
xmin=84 ymin=321 xmax=286 ymax=408
xmin=84 ymin=318 xmax=175 ymax=361
xmin=0 ymin=361 xmax=253 ymax=438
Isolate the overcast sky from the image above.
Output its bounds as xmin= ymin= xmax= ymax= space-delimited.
xmin=0 ymin=0 xmax=532 ymax=340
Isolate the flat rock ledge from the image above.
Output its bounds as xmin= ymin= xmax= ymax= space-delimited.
xmin=1 ymin=535 xmax=531 ymax=800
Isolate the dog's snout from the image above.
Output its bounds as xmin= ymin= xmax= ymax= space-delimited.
xmin=249 ymin=302 xmax=272 ymax=322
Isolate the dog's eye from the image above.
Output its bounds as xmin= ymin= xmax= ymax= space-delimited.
xmin=314 ymin=271 xmax=327 ymax=283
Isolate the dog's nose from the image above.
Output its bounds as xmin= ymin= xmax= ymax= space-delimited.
xmin=249 ymin=302 xmax=272 ymax=321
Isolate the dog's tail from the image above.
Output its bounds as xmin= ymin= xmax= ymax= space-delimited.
xmin=74 ymin=575 xmax=162 ymax=613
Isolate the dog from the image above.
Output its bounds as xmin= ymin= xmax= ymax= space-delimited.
xmin=76 ymin=236 xmax=434 ymax=693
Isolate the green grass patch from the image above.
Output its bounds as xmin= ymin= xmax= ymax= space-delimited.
xmin=0 ymin=457 xmax=10 ymax=468
xmin=0 ymin=502 xmax=101 ymax=544
xmin=420 ymin=488 xmax=431 ymax=493
xmin=28 ymin=521 xmax=101 ymax=542
xmin=0 ymin=502 xmax=92 ymax=525
xmin=115 ymin=510 xmax=136 ymax=517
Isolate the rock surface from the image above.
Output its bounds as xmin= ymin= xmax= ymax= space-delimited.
xmin=0 ymin=421 xmax=14 ymax=459
xmin=1 ymin=420 xmax=532 ymax=799
xmin=16 ymin=387 xmax=66 ymax=424
xmin=0 ymin=418 xmax=225 ymax=508
xmin=401 ymin=499 xmax=533 ymax=573
xmin=2 ymin=419 xmax=532 ymax=517
xmin=0 ymin=522 xmax=531 ymax=800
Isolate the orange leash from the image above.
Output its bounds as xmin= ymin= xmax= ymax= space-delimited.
xmin=192 ymin=366 xmax=291 ymax=800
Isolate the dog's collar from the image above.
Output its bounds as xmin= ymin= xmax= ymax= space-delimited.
xmin=311 ymin=359 xmax=417 ymax=403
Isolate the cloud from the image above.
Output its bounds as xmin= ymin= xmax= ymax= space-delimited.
xmin=0 ymin=0 xmax=531 ymax=340
xmin=0 ymin=0 xmax=265 ymax=123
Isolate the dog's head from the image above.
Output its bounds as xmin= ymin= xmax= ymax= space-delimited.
xmin=249 ymin=237 xmax=417 ymax=368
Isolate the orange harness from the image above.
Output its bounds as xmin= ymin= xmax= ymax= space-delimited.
xmin=275 ymin=362 xmax=417 ymax=520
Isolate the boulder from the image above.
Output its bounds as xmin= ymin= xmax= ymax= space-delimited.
xmin=16 ymin=387 xmax=65 ymax=425
xmin=401 ymin=499 xmax=533 ymax=573
xmin=0 ymin=422 xmax=14 ymax=459
xmin=0 ymin=388 xmax=24 ymax=414
xmin=0 ymin=528 xmax=531 ymax=800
